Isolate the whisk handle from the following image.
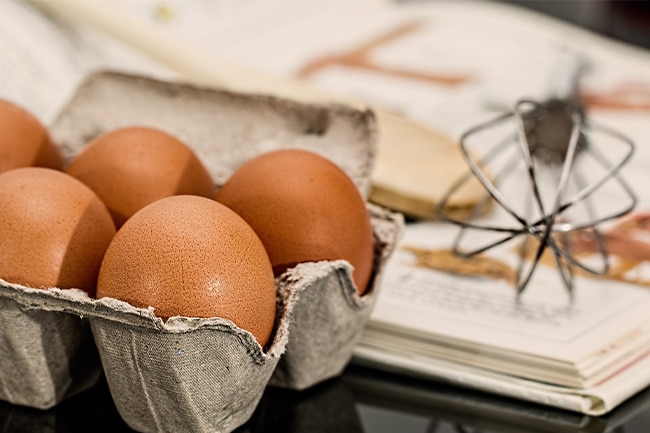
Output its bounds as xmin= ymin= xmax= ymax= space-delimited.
xmin=546 ymin=49 xmax=588 ymax=102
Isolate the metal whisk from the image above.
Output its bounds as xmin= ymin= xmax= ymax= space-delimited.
xmin=436 ymin=52 xmax=637 ymax=297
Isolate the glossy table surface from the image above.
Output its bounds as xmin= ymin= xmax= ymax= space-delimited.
xmin=3 ymin=364 xmax=650 ymax=433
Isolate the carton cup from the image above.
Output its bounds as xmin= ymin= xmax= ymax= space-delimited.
xmin=0 ymin=285 xmax=100 ymax=409
xmin=270 ymin=203 xmax=402 ymax=390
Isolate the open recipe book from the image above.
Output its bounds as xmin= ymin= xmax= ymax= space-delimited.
xmin=6 ymin=0 xmax=650 ymax=416
xmin=354 ymin=222 xmax=650 ymax=416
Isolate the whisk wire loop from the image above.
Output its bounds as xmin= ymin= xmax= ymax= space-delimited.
xmin=436 ymin=98 xmax=637 ymax=296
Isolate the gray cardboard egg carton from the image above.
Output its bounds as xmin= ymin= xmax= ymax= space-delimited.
xmin=0 ymin=71 xmax=403 ymax=433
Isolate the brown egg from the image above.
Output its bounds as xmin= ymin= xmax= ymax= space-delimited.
xmin=0 ymin=167 xmax=116 ymax=296
xmin=65 ymin=126 xmax=215 ymax=228
xmin=96 ymin=195 xmax=277 ymax=347
xmin=216 ymin=149 xmax=375 ymax=295
xmin=0 ymin=99 xmax=64 ymax=173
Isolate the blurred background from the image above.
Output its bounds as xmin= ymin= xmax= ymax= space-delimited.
xmin=499 ymin=0 xmax=650 ymax=49
xmin=399 ymin=1 xmax=650 ymax=50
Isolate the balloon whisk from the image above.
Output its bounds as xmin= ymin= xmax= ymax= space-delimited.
xmin=436 ymin=52 xmax=636 ymax=297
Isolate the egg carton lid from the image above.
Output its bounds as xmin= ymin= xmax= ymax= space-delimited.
xmin=51 ymin=70 xmax=378 ymax=197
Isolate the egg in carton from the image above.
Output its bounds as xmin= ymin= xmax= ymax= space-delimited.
xmin=0 ymin=71 xmax=402 ymax=432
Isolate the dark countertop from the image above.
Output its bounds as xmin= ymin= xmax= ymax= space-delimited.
xmin=4 ymin=363 xmax=650 ymax=433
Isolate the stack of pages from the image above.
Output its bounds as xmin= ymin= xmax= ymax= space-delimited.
xmin=355 ymin=221 xmax=650 ymax=415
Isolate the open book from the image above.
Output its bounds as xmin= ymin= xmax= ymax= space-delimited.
xmin=7 ymin=0 xmax=650 ymax=416
xmin=354 ymin=216 xmax=650 ymax=415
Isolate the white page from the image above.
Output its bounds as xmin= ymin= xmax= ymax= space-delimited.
xmin=369 ymin=222 xmax=650 ymax=364
xmin=111 ymin=0 xmax=600 ymax=137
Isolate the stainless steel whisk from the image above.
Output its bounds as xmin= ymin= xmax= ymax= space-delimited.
xmin=436 ymin=51 xmax=637 ymax=297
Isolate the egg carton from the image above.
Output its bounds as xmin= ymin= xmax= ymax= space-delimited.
xmin=0 ymin=71 xmax=403 ymax=432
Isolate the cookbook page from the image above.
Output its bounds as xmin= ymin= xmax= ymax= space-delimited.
xmin=117 ymin=0 xmax=624 ymax=135
xmin=367 ymin=223 xmax=650 ymax=364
